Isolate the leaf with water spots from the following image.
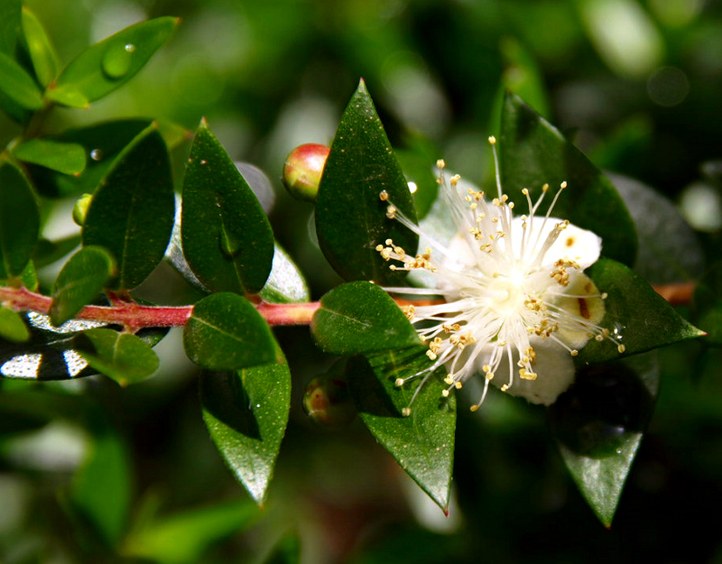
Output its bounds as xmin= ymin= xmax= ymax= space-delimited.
xmin=47 ymin=17 xmax=178 ymax=107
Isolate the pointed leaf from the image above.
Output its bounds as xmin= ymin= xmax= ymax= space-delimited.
xmin=0 ymin=306 xmax=30 ymax=343
xmin=348 ymin=348 xmax=455 ymax=511
xmin=499 ymin=93 xmax=637 ymax=266
xmin=82 ymin=125 xmax=175 ymax=290
xmin=0 ymin=160 xmax=39 ymax=279
xmin=47 ymin=17 xmax=178 ymax=107
xmin=21 ymin=7 xmax=60 ymax=86
xmin=183 ymin=293 xmax=276 ymax=371
xmin=201 ymin=354 xmax=291 ymax=504
xmin=50 ymin=246 xmax=116 ymax=326
xmin=0 ymin=51 xmax=43 ymax=110
xmin=312 ymin=281 xmax=420 ymax=354
xmin=549 ymin=353 xmax=658 ymax=526
xmin=76 ymin=328 xmax=159 ymax=386
xmin=13 ymin=138 xmax=86 ymax=175
xmin=315 ymin=80 xmax=418 ymax=284
xmin=181 ymin=121 xmax=274 ymax=294
xmin=580 ymin=258 xmax=704 ymax=362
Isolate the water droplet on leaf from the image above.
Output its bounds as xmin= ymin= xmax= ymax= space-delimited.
xmin=90 ymin=149 xmax=103 ymax=161
xmin=102 ymin=42 xmax=135 ymax=79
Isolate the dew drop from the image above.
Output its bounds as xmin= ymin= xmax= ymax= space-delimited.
xmin=90 ymin=149 xmax=103 ymax=161
xmin=102 ymin=42 xmax=135 ymax=79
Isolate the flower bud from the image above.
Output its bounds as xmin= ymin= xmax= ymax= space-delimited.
xmin=303 ymin=372 xmax=356 ymax=427
xmin=72 ymin=193 xmax=93 ymax=226
xmin=282 ymin=143 xmax=330 ymax=202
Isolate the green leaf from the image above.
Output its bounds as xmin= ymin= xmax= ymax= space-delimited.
xmin=0 ymin=160 xmax=39 ymax=279
xmin=312 ymin=281 xmax=420 ymax=354
xmin=13 ymin=138 xmax=87 ymax=175
xmin=46 ymin=17 xmax=178 ymax=107
xmin=124 ymin=500 xmax=259 ymax=564
xmin=315 ymin=79 xmax=418 ymax=284
xmin=347 ymin=348 xmax=455 ymax=511
xmin=50 ymin=246 xmax=116 ymax=326
xmin=183 ymin=293 xmax=276 ymax=371
xmin=28 ymin=119 xmax=152 ymax=198
xmin=0 ymin=51 xmax=43 ymax=110
xmin=580 ymin=258 xmax=704 ymax=362
xmin=82 ymin=125 xmax=175 ymax=290
xmin=0 ymin=306 xmax=30 ymax=343
xmin=0 ymin=0 xmax=21 ymax=55
xmin=21 ymin=7 xmax=60 ymax=86
xmin=258 ymin=244 xmax=310 ymax=304
xmin=549 ymin=353 xmax=659 ymax=526
xmin=181 ymin=121 xmax=274 ymax=295
xmin=76 ymin=328 xmax=159 ymax=386
xmin=70 ymin=419 xmax=131 ymax=546
xmin=499 ymin=93 xmax=637 ymax=266
xmin=201 ymin=354 xmax=291 ymax=504
xmin=396 ymin=135 xmax=440 ymax=220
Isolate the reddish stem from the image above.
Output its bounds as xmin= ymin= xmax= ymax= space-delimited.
xmin=0 ymin=282 xmax=695 ymax=331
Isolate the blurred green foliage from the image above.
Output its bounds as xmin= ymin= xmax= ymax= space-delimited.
xmin=2 ymin=0 xmax=722 ymax=562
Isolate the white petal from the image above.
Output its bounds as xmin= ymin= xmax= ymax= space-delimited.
xmin=489 ymin=343 xmax=576 ymax=405
xmin=510 ymin=217 xmax=602 ymax=268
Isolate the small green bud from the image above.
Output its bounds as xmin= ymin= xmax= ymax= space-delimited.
xmin=282 ymin=143 xmax=330 ymax=202
xmin=72 ymin=193 xmax=93 ymax=226
xmin=303 ymin=373 xmax=356 ymax=427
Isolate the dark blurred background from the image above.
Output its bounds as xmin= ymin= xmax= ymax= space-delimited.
xmin=2 ymin=0 xmax=722 ymax=562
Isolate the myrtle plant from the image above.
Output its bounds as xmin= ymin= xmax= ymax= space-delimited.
xmin=0 ymin=4 xmax=710 ymax=557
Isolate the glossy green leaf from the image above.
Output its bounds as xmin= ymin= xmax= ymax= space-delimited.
xmin=0 ymin=306 xmax=30 ymax=343
xmin=580 ymin=258 xmax=704 ymax=363
xmin=21 ymin=7 xmax=60 ymax=86
xmin=46 ymin=17 xmax=178 ymax=107
xmin=184 ymin=293 xmax=276 ymax=371
xmin=13 ymin=138 xmax=86 ymax=175
xmin=201 ymin=353 xmax=291 ymax=504
xmin=0 ymin=51 xmax=43 ymax=110
xmin=499 ymin=93 xmax=637 ymax=266
xmin=549 ymin=353 xmax=658 ymax=526
xmin=395 ymin=135 xmax=439 ymax=219
xmin=50 ymin=246 xmax=115 ymax=326
xmin=312 ymin=281 xmax=420 ymax=354
xmin=28 ymin=119 xmax=151 ymax=198
xmin=315 ymin=80 xmax=418 ymax=284
xmin=70 ymin=419 xmax=131 ymax=546
xmin=76 ymin=328 xmax=159 ymax=386
xmin=181 ymin=121 xmax=274 ymax=295
xmin=348 ymin=348 xmax=455 ymax=511
xmin=0 ymin=160 xmax=40 ymax=279
xmin=82 ymin=125 xmax=175 ymax=290
xmin=124 ymin=500 xmax=259 ymax=564
xmin=0 ymin=0 xmax=21 ymax=55
xmin=259 ymin=244 xmax=310 ymax=304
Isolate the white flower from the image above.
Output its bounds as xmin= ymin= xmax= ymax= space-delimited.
xmin=377 ymin=137 xmax=624 ymax=413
